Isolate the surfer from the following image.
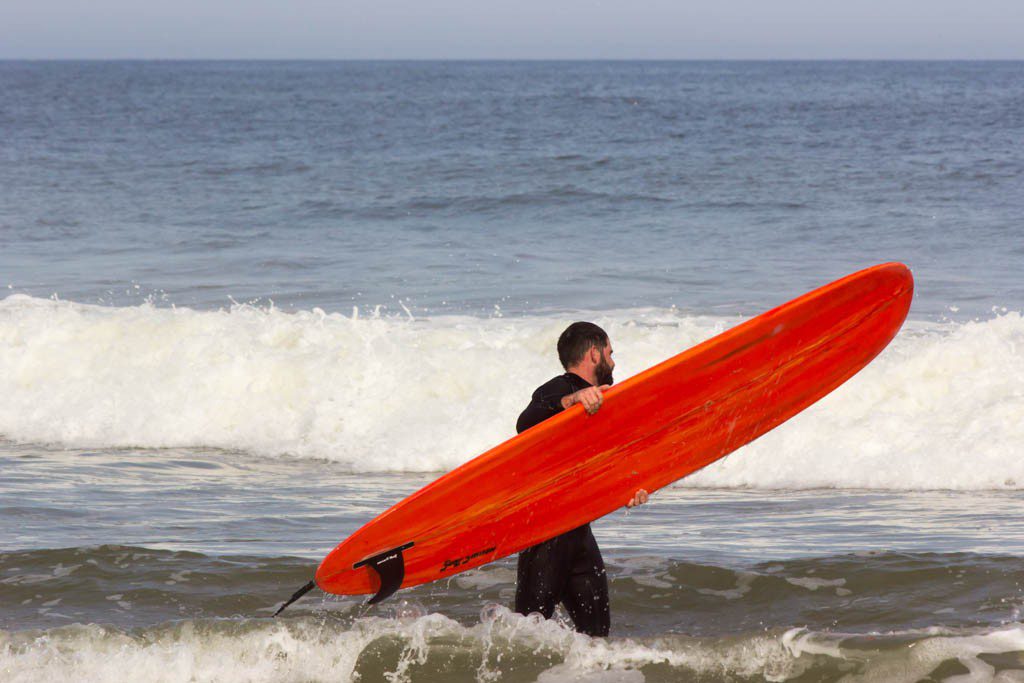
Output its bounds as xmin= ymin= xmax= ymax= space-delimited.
xmin=514 ymin=321 xmax=648 ymax=637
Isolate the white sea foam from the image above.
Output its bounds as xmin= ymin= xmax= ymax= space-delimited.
xmin=2 ymin=294 xmax=1023 ymax=490
xmin=6 ymin=612 xmax=1024 ymax=683
xmin=0 ymin=610 xmax=812 ymax=683
xmin=783 ymin=625 xmax=1024 ymax=683
xmin=785 ymin=577 xmax=846 ymax=592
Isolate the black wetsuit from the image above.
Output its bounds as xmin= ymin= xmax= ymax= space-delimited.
xmin=514 ymin=372 xmax=611 ymax=637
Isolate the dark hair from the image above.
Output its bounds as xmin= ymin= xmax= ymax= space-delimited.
xmin=557 ymin=322 xmax=609 ymax=370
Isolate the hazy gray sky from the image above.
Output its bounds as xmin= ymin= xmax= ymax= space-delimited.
xmin=2 ymin=0 xmax=1022 ymax=59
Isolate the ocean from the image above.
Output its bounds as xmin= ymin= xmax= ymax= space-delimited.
xmin=2 ymin=60 xmax=1024 ymax=682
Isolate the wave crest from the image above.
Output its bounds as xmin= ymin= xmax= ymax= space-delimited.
xmin=2 ymin=295 xmax=1023 ymax=489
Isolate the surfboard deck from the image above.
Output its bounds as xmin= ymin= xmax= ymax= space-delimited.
xmin=313 ymin=263 xmax=913 ymax=602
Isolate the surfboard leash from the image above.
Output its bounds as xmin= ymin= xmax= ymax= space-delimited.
xmin=273 ymin=579 xmax=316 ymax=617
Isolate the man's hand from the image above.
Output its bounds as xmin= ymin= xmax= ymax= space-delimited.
xmin=561 ymin=385 xmax=611 ymax=415
xmin=626 ymin=489 xmax=649 ymax=508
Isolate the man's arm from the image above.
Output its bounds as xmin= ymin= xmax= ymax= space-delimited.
xmin=559 ymin=385 xmax=610 ymax=415
xmin=516 ymin=398 xmax=558 ymax=434
xmin=517 ymin=383 xmax=612 ymax=433
xmin=516 ymin=377 xmax=573 ymax=433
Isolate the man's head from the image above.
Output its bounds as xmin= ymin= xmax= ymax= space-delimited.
xmin=557 ymin=321 xmax=614 ymax=385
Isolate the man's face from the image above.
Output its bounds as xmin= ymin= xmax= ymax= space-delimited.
xmin=596 ymin=342 xmax=615 ymax=386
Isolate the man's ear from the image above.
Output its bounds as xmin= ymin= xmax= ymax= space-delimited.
xmin=589 ymin=345 xmax=600 ymax=364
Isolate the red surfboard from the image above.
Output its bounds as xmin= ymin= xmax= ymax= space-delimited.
xmin=276 ymin=263 xmax=912 ymax=612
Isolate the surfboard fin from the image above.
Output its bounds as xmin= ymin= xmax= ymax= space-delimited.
xmin=354 ymin=542 xmax=415 ymax=605
xmin=273 ymin=579 xmax=316 ymax=617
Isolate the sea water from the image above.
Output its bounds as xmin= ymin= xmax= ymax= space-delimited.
xmin=2 ymin=61 xmax=1024 ymax=682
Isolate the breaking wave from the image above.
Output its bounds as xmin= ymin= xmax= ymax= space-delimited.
xmin=2 ymin=294 xmax=1023 ymax=489
xmin=6 ymin=613 xmax=1024 ymax=683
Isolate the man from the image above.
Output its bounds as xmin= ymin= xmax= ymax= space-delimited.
xmin=514 ymin=321 xmax=648 ymax=637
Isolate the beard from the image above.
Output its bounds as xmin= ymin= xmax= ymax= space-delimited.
xmin=596 ymin=356 xmax=614 ymax=386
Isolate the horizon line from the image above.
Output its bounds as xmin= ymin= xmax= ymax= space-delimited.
xmin=2 ymin=56 xmax=1023 ymax=63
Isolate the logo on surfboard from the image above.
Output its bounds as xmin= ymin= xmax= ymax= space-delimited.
xmin=440 ymin=546 xmax=496 ymax=573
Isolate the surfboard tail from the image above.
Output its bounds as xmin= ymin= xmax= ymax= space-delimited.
xmin=352 ymin=542 xmax=415 ymax=605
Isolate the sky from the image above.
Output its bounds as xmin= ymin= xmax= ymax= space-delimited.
xmin=1 ymin=0 xmax=1022 ymax=59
